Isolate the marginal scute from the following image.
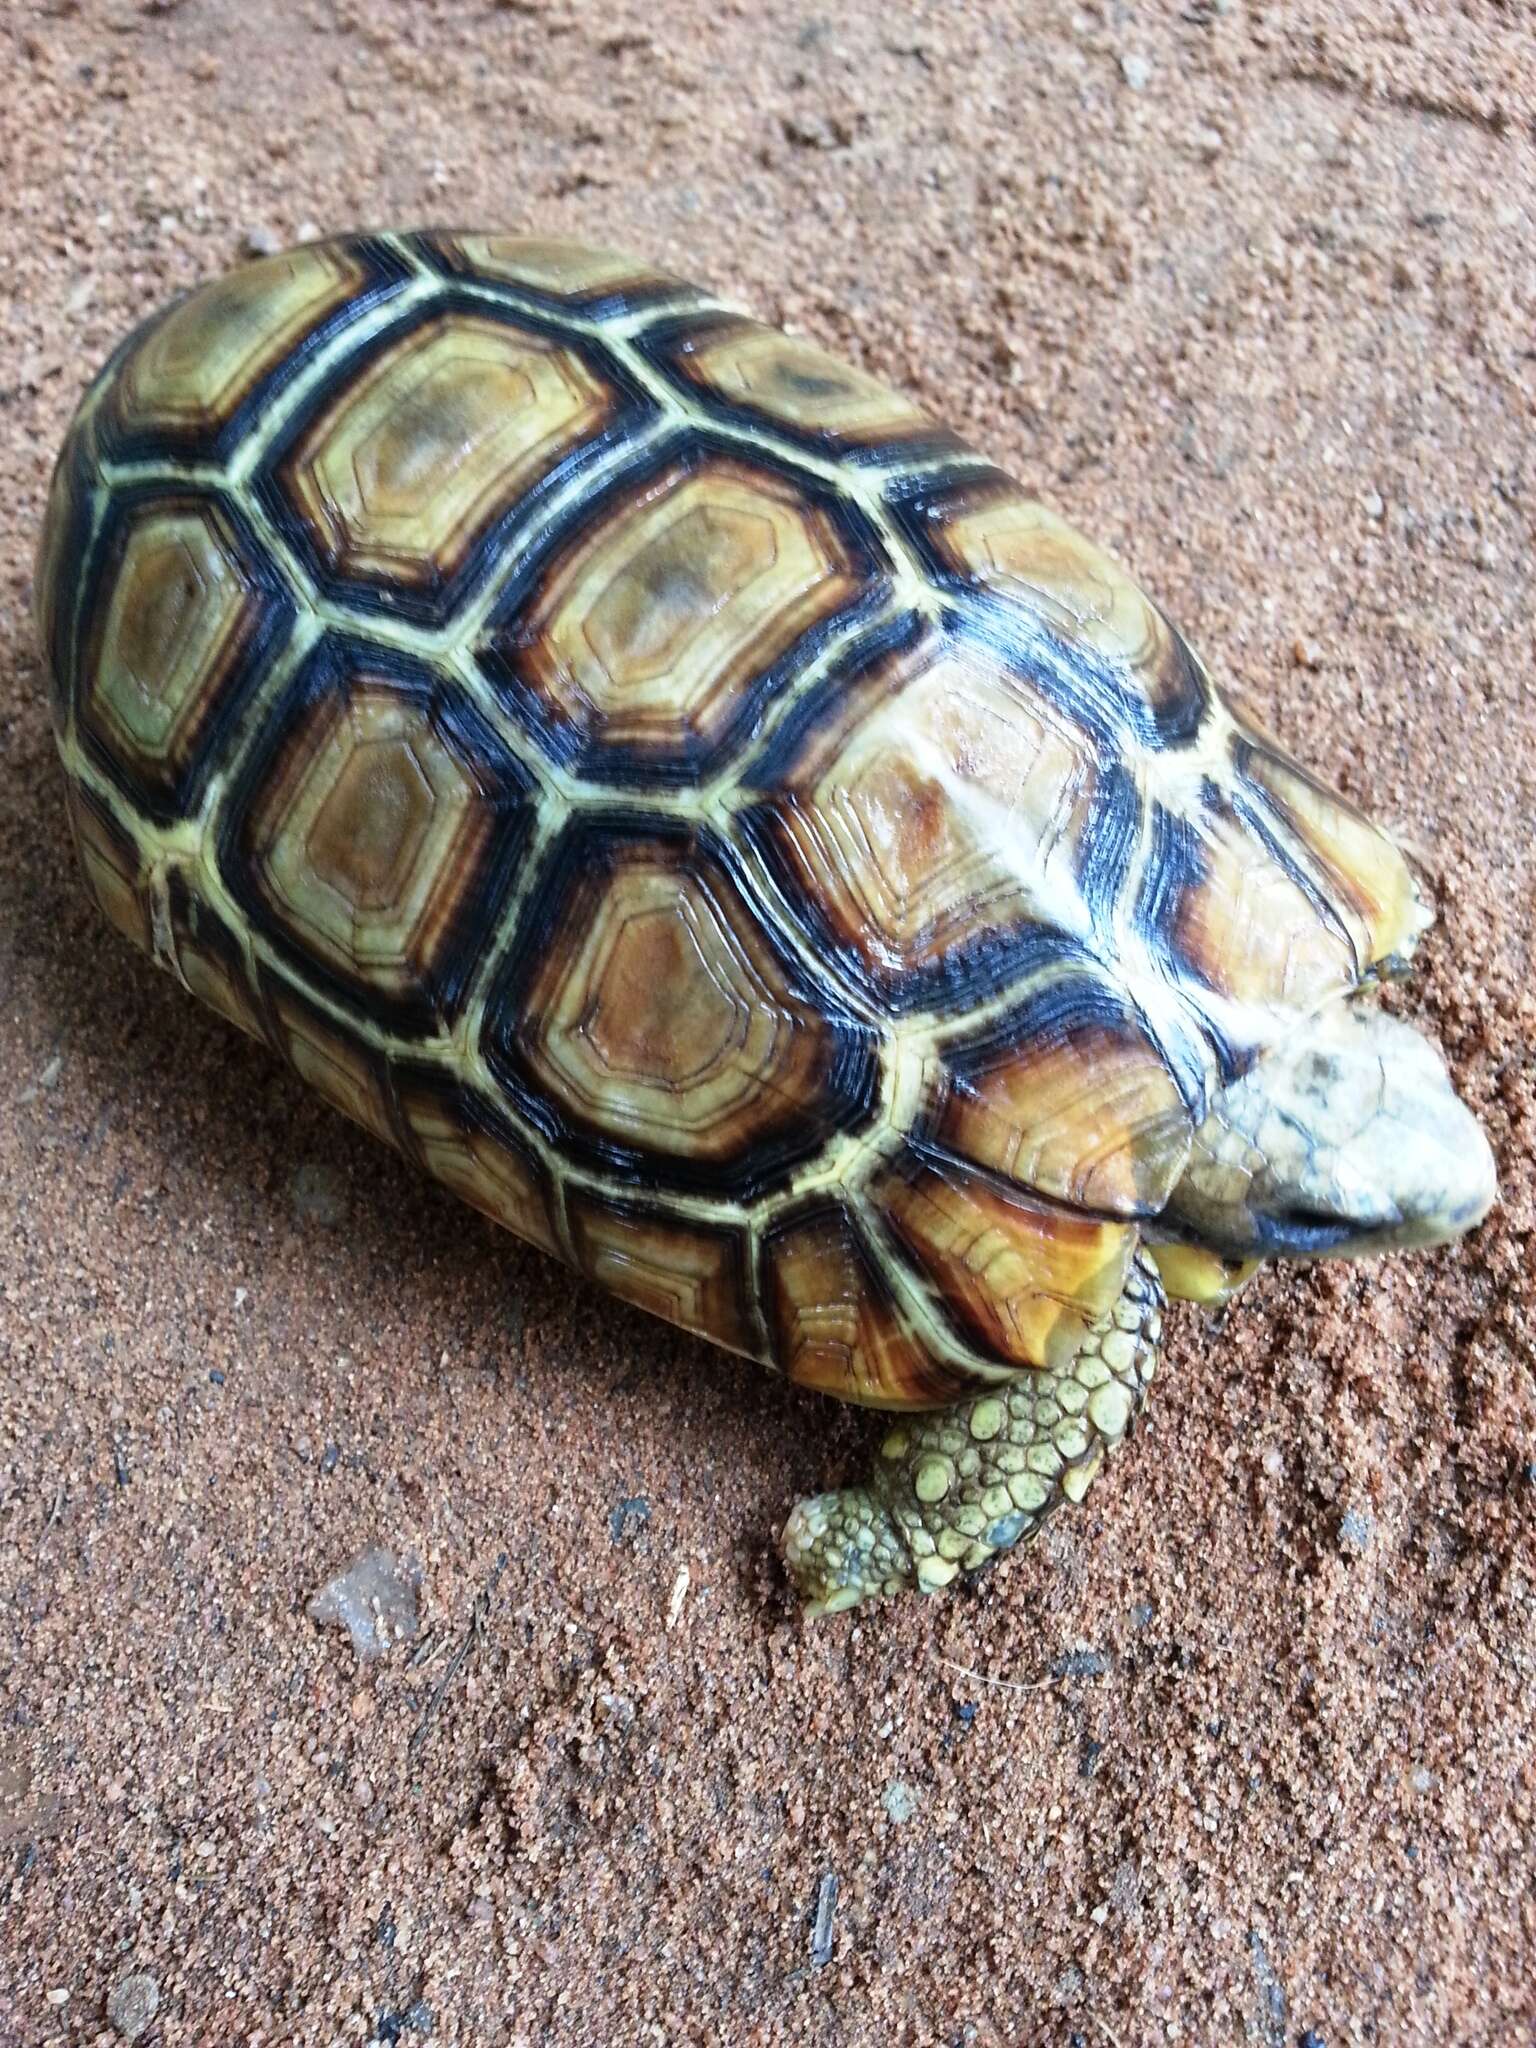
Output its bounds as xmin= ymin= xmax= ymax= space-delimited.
xmin=34 ymin=424 xmax=96 ymax=725
xmin=64 ymin=784 xmax=152 ymax=955
xmin=869 ymin=1149 xmax=1135 ymax=1372
xmin=743 ymin=619 xmax=1113 ymax=1012
xmin=165 ymin=873 xmax=266 ymax=1042
xmin=566 ymin=1190 xmax=758 ymax=1357
xmin=486 ymin=824 xmax=875 ymax=1196
xmin=269 ymin=985 xmax=401 ymax=1147
xmin=486 ymin=449 xmax=872 ymax=779
xmin=106 ymin=240 xmax=374 ymax=452
xmin=762 ymin=1201 xmax=983 ymax=1410
xmin=1242 ymin=743 xmax=1426 ymax=968
xmin=930 ymin=976 xmax=1195 ymax=1215
xmin=274 ymin=308 xmax=619 ymax=604
xmin=396 ymin=1078 xmax=561 ymax=1258
xmin=419 ymin=230 xmax=696 ymax=307
xmin=226 ymin=650 xmax=531 ymax=1031
xmin=1157 ymin=792 xmax=1359 ymax=1020
xmin=902 ymin=470 xmax=1211 ymax=743
xmin=657 ymin=313 xmax=936 ymax=452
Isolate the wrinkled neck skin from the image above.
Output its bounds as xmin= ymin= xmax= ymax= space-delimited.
xmin=1155 ymin=998 xmax=1496 ymax=1292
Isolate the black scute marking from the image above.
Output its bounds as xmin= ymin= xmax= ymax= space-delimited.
xmin=1134 ymin=795 xmax=1253 ymax=1086
xmin=1076 ymin=758 xmax=1142 ymax=939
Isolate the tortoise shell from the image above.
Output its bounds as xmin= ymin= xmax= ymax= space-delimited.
xmin=34 ymin=229 xmax=1425 ymax=1410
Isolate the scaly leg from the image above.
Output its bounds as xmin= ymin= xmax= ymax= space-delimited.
xmin=781 ymin=1250 xmax=1164 ymax=1615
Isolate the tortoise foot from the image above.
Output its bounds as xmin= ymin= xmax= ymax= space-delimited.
xmin=781 ymin=1485 xmax=915 ymax=1616
xmin=782 ymin=1252 xmax=1165 ymax=1615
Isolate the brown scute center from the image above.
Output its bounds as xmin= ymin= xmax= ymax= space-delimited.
xmin=350 ymin=359 xmax=534 ymax=514
xmin=579 ymin=903 xmax=751 ymax=1090
xmin=116 ymin=544 xmax=204 ymax=711
xmin=306 ymin=736 xmax=437 ymax=913
xmin=583 ymin=503 xmax=778 ymax=685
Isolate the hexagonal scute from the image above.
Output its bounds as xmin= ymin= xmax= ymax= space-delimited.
xmin=759 ymin=1199 xmax=981 ymax=1409
xmin=223 ymin=645 xmax=533 ymax=1033
xmin=566 ymin=1189 xmax=759 ymax=1358
xmin=646 ymin=313 xmax=952 ymax=461
xmin=742 ymin=614 xmax=1136 ymax=1016
xmin=103 ymin=238 xmax=397 ymax=459
xmin=416 ymin=230 xmax=705 ymax=314
xmin=75 ymin=492 xmax=283 ymax=821
xmin=891 ymin=468 xmax=1213 ymax=746
xmin=483 ymin=447 xmax=879 ymax=782
xmin=271 ymin=308 xmax=627 ymax=617
xmin=484 ymin=822 xmax=879 ymax=1200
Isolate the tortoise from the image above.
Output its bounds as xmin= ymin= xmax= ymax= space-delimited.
xmin=34 ymin=229 xmax=1497 ymax=1615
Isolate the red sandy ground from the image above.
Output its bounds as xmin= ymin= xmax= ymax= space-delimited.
xmin=1 ymin=3 xmax=1533 ymax=2043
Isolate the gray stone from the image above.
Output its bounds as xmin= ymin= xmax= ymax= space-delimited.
xmin=107 ymin=1972 xmax=160 ymax=2041
xmin=306 ymin=1547 xmax=420 ymax=1658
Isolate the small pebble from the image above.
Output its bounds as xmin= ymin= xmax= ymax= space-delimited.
xmin=289 ymin=1161 xmax=348 ymax=1228
xmin=241 ymin=224 xmax=281 ymax=257
xmin=1363 ymin=490 xmax=1385 ymax=520
xmin=306 ymin=1547 xmax=420 ymax=1659
xmin=353 ymin=1776 xmax=375 ymax=1808
xmin=467 ymin=1895 xmax=494 ymax=1925
xmin=810 ymin=1871 xmax=838 ymax=1967
xmin=107 ymin=1971 xmax=160 ymax=2040
xmin=1052 ymin=1647 xmax=1112 ymax=1679
xmin=608 ymin=1495 xmax=650 ymax=1544
xmin=666 ymin=1562 xmax=690 ymax=1630
xmin=1338 ymin=1507 xmax=1374 ymax=1555
xmin=1192 ymin=125 xmax=1224 ymax=158
xmin=882 ymin=1781 xmax=919 ymax=1823
xmin=1120 ymin=53 xmax=1153 ymax=90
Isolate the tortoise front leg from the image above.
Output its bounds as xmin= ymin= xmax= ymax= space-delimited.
xmin=781 ymin=1251 xmax=1164 ymax=1615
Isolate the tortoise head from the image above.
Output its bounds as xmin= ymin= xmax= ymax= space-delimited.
xmin=1158 ymin=1000 xmax=1496 ymax=1280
